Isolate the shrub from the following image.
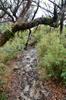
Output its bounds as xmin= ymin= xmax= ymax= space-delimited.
xmin=37 ymin=30 xmax=66 ymax=83
xmin=0 ymin=31 xmax=27 ymax=63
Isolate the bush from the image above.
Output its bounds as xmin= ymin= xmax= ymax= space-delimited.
xmin=37 ymin=29 xmax=66 ymax=83
xmin=0 ymin=31 xmax=28 ymax=63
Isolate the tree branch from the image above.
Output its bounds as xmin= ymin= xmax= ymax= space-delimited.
xmin=12 ymin=17 xmax=57 ymax=32
xmin=0 ymin=17 xmax=58 ymax=47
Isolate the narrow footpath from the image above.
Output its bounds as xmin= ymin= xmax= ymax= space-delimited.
xmin=7 ymin=46 xmax=66 ymax=100
xmin=7 ymin=46 xmax=52 ymax=100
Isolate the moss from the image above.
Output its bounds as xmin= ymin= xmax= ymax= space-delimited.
xmin=4 ymin=30 xmax=14 ymax=40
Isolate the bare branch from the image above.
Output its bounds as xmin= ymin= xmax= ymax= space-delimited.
xmin=48 ymin=0 xmax=61 ymax=9
xmin=12 ymin=17 xmax=58 ymax=32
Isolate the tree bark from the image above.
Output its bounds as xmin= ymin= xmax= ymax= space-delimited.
xmin=12 ymin=17 xmax=55 ymax=32
xmin=0 ymin=30 xmax=14 ymax=46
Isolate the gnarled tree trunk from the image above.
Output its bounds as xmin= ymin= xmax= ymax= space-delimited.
xmin=0 ymin=17 xmax=58 ymax=47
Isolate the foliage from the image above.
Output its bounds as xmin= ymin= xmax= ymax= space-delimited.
xmin=33 ymin=26 xmax=51 ymax=42
xmin=0 ymin=24 xmax=28 ymax=100
xmin=0 ymin=63 xmax=7 ymax=76
xmin=0 ymin=23 xmax=11 ymax=32
xmin=35 ymin=26 xmax=66 ymax=83
xmin=0 ymin=30 xmax=28 ymax=63
xmin=0 ymin=92 xmax=8 ymax=100
xmin=0 ymin=63 xmax=8 ymax=100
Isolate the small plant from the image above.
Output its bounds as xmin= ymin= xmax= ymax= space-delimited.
xmin=0 ymin=63 xmax=8 ymax=100
xmin=0 ymin=63 xmax=7 ymax=76
xmin=0 ymin=63 xmax=7 ymax=86
xmin=0 ymin=92 xmax=8 ymax=100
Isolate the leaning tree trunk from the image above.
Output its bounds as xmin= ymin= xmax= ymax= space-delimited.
xmin=0 ymin=17 xmax=58 ymax=47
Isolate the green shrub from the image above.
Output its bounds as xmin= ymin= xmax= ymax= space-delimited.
xmin=37 ymin=30 xmax=66 ymax=83
xmin=0 ymin=31 xmax=28 ymax=63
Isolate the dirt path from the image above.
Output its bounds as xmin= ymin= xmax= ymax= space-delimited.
xmin=7 ymin=46 xmax=66 ymax=100
xmin=7 ymin=47 xmax=52 ymax=100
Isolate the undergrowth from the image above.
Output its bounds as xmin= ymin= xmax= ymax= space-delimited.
xmin=0 ymin=92 xmax=8 ymax=100
xmin=0 ymin=31 xmax=28 ymax=63
xmin=33 ymin=26 xmax=66 ymax=84
xmin=0 ymin=23 xmax=28 ymax=100
xmin=0 ymin=63 xmax=8 ymax=100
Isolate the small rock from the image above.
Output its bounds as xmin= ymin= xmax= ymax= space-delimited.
xmin=30 ymin=87 xmax=35 ymax=97
xmin=24 ymin=85 xmax=30 ymax=92
xmin=13 ymin=65 xmax=20 ymax=71
xmin=34 ymin=90 xmax=40 ymax=99
xmin=20 ymin=93 xmax=30 ymax=100
xmin=25 ymin=65 xmax=32 ymax=72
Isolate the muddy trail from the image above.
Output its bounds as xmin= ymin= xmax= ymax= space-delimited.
xmin=7 ymin=46 xmax=66 ymax=100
